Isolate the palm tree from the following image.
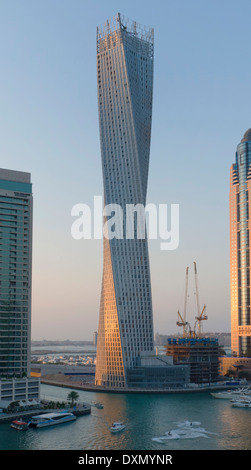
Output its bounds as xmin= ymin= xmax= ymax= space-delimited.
xmin=67 ymin=391 xmax=79 ymax=407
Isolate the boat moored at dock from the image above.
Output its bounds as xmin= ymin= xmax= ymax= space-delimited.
xmin=231 ymin=397 xmax=251 ymax=408
xmin=211 ymin=387 xmax=251 ymax=400
xmin=29 ymin=411 xmax=76 ymax=428
xmin=10 ymin=420 xmax=29 ymax=430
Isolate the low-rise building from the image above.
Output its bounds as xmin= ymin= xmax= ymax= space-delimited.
xmin=0 ymin=377 xmax=40 ymax=409
xmin=219 ymin=356 xmax=251 ymax=378
xmin=126 ymin=354 xmax=190 ymax=389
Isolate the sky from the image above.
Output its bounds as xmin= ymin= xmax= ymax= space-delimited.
xmin=1 ymin=0 xmax=251 ymax=340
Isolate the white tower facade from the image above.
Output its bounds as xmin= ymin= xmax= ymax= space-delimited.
xmin=95 ymin=14 xmax=154 ymax=388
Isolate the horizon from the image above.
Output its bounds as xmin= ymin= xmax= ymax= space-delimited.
xmin=31 ymin=331 xmax=232 ymax=343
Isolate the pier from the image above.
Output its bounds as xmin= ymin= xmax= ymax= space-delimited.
xmin=0 ymin=403 xmax=91 ymax=424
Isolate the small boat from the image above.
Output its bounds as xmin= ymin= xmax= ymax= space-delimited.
xmin=110 ymin=421 xmax=126 ymax=433
xmin=10 ymin=420 xmax=29 ymax=430
xmin=29 ymin=411 xmax=76 ymax=428
xmin=94 ymin=402 xmax=104 ymax=409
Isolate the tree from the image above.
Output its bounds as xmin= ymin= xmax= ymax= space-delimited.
xmin=67 ymin=391 xmax=79 ymax=407
xmin=7 ymin=401 xmax=20 ymax=413
xmin=225 ymin=368 xmax=236 ymax=377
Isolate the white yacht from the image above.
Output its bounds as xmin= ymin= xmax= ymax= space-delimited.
xmin=29 ymin=411 xmax=76 ymax=428
xmin=110 ymin=422 xmax=126 ymax=433
xmin=211 ymin=387 xmax=251 ymax=400
xmin=232 ymin=397 xmax=251 ymax=408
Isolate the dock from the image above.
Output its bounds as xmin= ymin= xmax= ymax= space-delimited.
xmin=0 ymin=403 xmax=91 ymax=424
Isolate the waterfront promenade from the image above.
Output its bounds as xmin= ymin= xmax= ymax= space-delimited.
xmin=31 ymin=363 xmax=248 ymax=394
xmin=0 ymin=403 xmax=91 ymax=424
xmin=41 ymin=374 xmax=245 ymax=394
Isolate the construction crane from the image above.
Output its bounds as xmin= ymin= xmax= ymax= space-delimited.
xmin=193 ymin=262 xmax=207 ymax=337
xmin=177 ymin=310 xmax=187 ymax=337
xmin=176 ymin=263 xmax=208 ymax=338
xmin=194 ymin=304 xmax=207 ymax=337
xmin=176 ymin=267 xmax=189 ymax=337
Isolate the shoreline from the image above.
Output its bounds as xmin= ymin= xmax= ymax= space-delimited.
xmin=41 ymin=377 xmax=242 ymax=395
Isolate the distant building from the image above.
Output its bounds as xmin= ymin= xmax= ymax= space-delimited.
xmin=0 ymin=169 xmax=39 ymax=408
xmin=93 ymin=331 xmax=98 ymax=346
xmin=230 ymin=129 xmax=251 ymax=356
xmin=165 ymin=338 xmax=220 ymax=384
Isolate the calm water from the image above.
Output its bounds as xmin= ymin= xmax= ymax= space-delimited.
xmin=0 ymin=384 xmax=250 ymax=450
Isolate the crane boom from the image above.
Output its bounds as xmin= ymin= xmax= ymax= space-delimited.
xmin=176 ymin=267 xmax=189 ymax=337
xmin=194 ymin=262 xmax=207 ymax=337
xmin=184 ymin=266 xmax=189 ymax=324
xmin=194 ymin=261 xmax=200 ymax=317
xmin=176 ymin=263 xmax=208 ymax=338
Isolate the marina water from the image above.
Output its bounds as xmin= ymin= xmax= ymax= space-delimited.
xmin=0 ymin=383 xmax=250 ymax=450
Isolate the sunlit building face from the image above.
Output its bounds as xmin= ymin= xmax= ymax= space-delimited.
xmin=95 ymin=14 xmax=154 ymax=388
xmin=230 ymin=129 xmax=251 ymax=356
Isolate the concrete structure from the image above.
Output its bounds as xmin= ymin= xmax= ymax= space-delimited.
xmin=0 ymin=169 xmax=39 ymax=406
xmin=95 ymin=14 xmax=154 ymax=388
xmin=230 ymin=130 xmax=251 ymax=356
xmin=165 ymin=338 xmax=220 ymax=384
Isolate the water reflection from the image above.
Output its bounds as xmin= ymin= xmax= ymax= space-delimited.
xmin=215 ymin=401 xmax=251 ymax=450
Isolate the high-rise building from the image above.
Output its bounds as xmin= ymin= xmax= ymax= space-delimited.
xmin=95 ymin=13 xmax=154 ymax=388
xmin=230 ymin=129 xmax=251 ymax=356
xmin=0 ymin=169 xmax=33 ymax=378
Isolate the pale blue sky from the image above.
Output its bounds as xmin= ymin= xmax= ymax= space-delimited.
xmin=1 ymin=0 xmax=251 ymax=339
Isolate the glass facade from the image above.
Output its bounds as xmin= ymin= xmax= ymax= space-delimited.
xmin=0 ymin=169 xmax=33 ymax=378
xmin=95 ymin=14 xmax=154 ymax=388
xmin=230 ymin=130 xmax=251 ymax=356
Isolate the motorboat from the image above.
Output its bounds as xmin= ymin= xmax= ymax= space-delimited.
xmin=29 ymin=411 xmax=76 ymax=428
xmin=232 ymin=398 xmax=251 ymax=408
xmin=10 ymin=419 xmax=29 ymax=430
xmin=110 ymin=421 xmax=125 ymax=433
xmin=94 ymin=402 xmax=104 ymax=409
xmin=211 ymin=387 xmax=251 ymax=400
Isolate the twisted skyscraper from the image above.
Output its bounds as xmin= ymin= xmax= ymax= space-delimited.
xmin=95 ymin=14 xmax=154 ymax=388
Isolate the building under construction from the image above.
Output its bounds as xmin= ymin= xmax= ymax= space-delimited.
xmin=165 ymin=337 xmax=220 ymax=384
xmin=166 ymin=263 xmax=220 ymax=384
